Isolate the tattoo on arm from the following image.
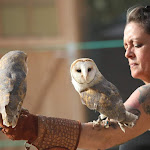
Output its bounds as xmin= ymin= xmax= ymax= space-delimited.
xmin=125 ymin=105 xmax=141 ymax=117
xmin=138 ymin=85 xmax=150 ymax=114
xmin=143 ymin=104 xmax=150 ymax=115
xmin=138 ymin=86 xmax=150 ymax=104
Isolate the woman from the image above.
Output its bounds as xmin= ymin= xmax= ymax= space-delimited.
xmin=1 ymin=5 xmax=150 ymax=150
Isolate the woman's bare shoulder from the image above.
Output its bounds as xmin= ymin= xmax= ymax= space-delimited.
xmin=125 ymin=84 xmax=150 ymax=115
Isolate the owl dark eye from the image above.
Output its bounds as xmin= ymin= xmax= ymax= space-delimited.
xmin=76 ymin=69 xmax=81 ymax=73
xmin=88 ymin=68 xmax=92 ymax=72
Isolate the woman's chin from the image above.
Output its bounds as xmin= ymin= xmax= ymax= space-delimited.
xmin=131 ymin=72 xmax=141 ymax=80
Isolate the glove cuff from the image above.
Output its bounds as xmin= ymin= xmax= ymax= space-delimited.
xmin=32 ymin=115 xmax=81 ymax=150
xmin=1 ymin=108 xmax=38 ymax=142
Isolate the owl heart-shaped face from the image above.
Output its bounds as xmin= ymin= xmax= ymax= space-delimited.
xmin=71 ymin=59 xmax=97 ymax=84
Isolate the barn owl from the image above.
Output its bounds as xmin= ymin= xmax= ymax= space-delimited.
xmin=0 ymin=50 xmax=28 ymax=128
xmin=70 ymin=58 xmax=138 ymax=132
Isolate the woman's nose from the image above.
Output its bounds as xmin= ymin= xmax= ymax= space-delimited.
xmin=125 ymin=47 xmax=135 ymax=59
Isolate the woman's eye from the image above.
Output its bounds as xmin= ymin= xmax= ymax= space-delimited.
xmin=134 ymin=44 xmax=142 ymax=48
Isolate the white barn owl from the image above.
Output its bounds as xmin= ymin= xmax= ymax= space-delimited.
xmin=70 ymin=58 xmax=138 ymax=132
xmin=0 ymin=50 xmax=28 ymax=128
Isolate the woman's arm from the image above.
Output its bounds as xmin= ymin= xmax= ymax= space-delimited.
xmin=0 ymin=109 xmax=81 ymax=150
xmin=78 ymin=84 xmax=150 ymax=149
xmin=1 ymin=84 xmax=150 ymax=150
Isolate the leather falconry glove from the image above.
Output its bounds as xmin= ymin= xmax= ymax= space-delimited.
xmin=0 ymin=108 xmax=81 ymax=150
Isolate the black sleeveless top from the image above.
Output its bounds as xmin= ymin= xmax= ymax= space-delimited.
xmin=119 ymin=131 xmax=150 ymax=150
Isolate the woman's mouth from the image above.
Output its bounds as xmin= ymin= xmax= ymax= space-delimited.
xmin=130 ymin=63 xmax=138 ymax=68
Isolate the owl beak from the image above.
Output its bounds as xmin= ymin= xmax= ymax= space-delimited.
xmin=84 ymin=75 xmax=87 ymax=81
xmin=82 ymin=71 xmax=88 ymax=81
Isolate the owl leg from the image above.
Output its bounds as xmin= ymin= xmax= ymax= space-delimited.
xmin=99 ymin=114 xmax=107 ymax=120
xmin=122 ymin=111 xmax=138 ymax=128
xmin=124 ymin=122 xmax=135 ymax=128
xmin=119 ymin=121 xmax=134 ymax=132
xmin=93 ymin=114 xmax=109 ymax=128
xmin=118 ymin=111 xmax=138 ymax=132
xmin=92 ymin=114 xmax=102 ymax=127
xmin=100 ymin=117 xmax=110 ymax=128
xmin=92 ymin=118 xmax=101 ymax=127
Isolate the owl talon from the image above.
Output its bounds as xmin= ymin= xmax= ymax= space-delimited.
xmin=92 ymin=117 xmax=110 ymax=129
xmin=93 ymin=118 xmax=101 ymax=127
xmin=118 ymin=121 xmax=135 ymax=133
xmin=124 ymin=122 xmax=134 ymax=128
xmin=118 ymin=122 xmax=125 ymax=133
xmin=104 ymin=120 xmax=110 ymax=128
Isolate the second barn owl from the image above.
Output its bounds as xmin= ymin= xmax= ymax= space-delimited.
xmin=0 ymin=50 xmax=28 ymax=128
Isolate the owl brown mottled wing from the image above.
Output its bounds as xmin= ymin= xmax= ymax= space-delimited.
xmin=80 ymin=78 xmax=126 ymax=122
xmin=0 ymin=50 xmax=27 ymax=128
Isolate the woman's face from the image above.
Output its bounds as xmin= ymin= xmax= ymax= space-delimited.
xmin=124 ymin=22 xmax=150 ymax=84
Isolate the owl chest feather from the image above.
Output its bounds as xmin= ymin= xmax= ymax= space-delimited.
xmin=79 ymin=81 xmax=122 ymax=114
xmin=80 ymin=88 xmax=111 ymax=111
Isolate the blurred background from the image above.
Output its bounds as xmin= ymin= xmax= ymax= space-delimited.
xmin=0 ymin=0 xmax=150 ymax=150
